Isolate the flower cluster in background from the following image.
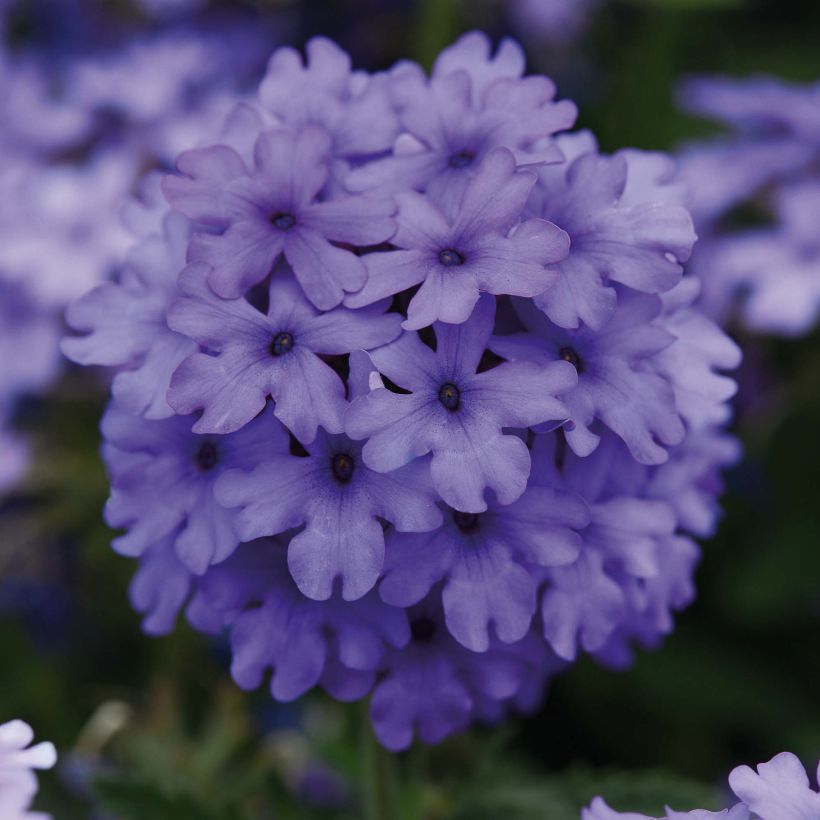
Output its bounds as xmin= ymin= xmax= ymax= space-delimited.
xmin=0 ymin=720 xmax=56 ymax=820
xmin=586 ymin=751 xmax=820 ymax=820
xmin=63 ymin=31 xmax=741 ymax=751
xmin=0 ymin=0 xmax=281 ymax=492
xmin=678 ymin=75 xmax=820 ymax=337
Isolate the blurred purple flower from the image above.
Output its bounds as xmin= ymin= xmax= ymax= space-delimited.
xmin=586 ymin=751 xmax=820 ymax=820
xmin=0 ymin=719 xmax=56 ymax=820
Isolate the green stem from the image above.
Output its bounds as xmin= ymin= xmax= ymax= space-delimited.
xmin=361 ymin=706 xmax=399 ymax=820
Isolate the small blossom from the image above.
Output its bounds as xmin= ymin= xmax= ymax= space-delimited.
xmin=531 ymin=132 xmax=696 ymax=331
xmin=163 ymin=125 xmax=396 ymax=308
xmin=346 ymin=147 xmax=569 ymax=329
xmin=491 ymin=294 xmax=685 ymax=464
xmin=167 ymin=266 xmax=402 ymax=440
xmin=0 ymin=720 xmax=56 ymax=820
xmin=103 ymin=402 xmax=288 ymax=574
xmin=346 ymin=295 xmax=575 ymax=511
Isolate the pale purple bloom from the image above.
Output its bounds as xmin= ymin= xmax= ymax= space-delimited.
xmin=188 ymin=540 xmax=410 ymax=703
xmin=678 ymin=73 xmax=820 ymax=340
xmin=63 ymin=204 xmax=195 ymax=419
xmin=646 ymin=427 xmax=740 ymax=539
xmin=346 ymin=32 xmax=576 ymax=214
xmin=652 ymin=278 xmax=741 ymax=428
xmin=586 ymin=751 xmax=820 ymax=820
xmin=163 ymin=125 xmax=396 ymax=309
xmin=62 ymin=31 xmax=741 ymax=749
xmin=167 ymin=266 xmax=401 ymax=440
xmin=345 ymin=147 xmax=569 ymax=329
xmin=729 ymin=752 xmax=820 ymax=820
xmin=0 ymin=282 xmax=61 ymax=411
xmin=681 ymin=75 xmax=820 ymax=145
xmin=0 ymin=151 xmax=135 ymax=307
xmin=583 ymin=798 xmax=748 ymax=819
xmin=0 ymin=54 xmax=89 ymax=157
xmin=346 ymin=296 xmax=576 ymax=512
xmin=370 ymin=601 xmax=545 ymax=751
xmin=531 ymin=132 xmax=695 ymax=331
xmin=258 ymin=36 xmax=399 ymax=162
xmin=65 ymin=22 xmax=273 ymax=163
xmin=379 ymin=486 xmax=588 ymax=651
xmin=102 ymin=402 xmax=288 ymax=574
xmin=697 ymin=182 xmax=820 ymax=337
xmin=128 ymin=532 xmax=193 ymax=636
xmin=214 ymin=429 xmax=442 ymax=601
xmin=491 ymin=294 xmax=685 ymax=464
xmin=0 ymin=720 xmax=56 ymax=820
xmin=532 ymin=432 xmax=682 ymax=661
xmin=678 ymin=75 xmax=820 ymax=224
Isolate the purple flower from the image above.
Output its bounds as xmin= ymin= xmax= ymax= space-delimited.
xmin=102 ymin=402 xmax=288 ymax=574
xmin=697 ymin=182 xmax=820 ymax=337
xmin=214 ymin=428 xmax=442 ymax=601
xmin=491 ymin=294 xmax=685 ymax=464
xmin=257 ymin=36 xmax=399 ymax=162
xmin=729 ymin=752 xmax=820 ymax=820
xmin=379 ymin=485 xmax=588 ymax=651
xmin=370 ymin=600 xmax=546 ymax=751
xmin=431 ymin=30 xmax=528 ymax=105
xmin=166 ymin=266 xmax=402 ymax=440
xmin=0 ymin=53 xmax=89 ymax=157
xmin=677 ymin=73 xmax=820 ymax=340
xmin=646 ymin=427 xmax=740 ymax=539
xmin=532 ymin=433 xmax=681 ymax=661
xmin=163 ymin=125 xmax=396 ymax=309
xmin=188 ymin=540 xmax=410 ymax=703
xmin=346 ymin=295 xmax=576 ymax=512
xmin=128 ymin=532 xmax=193 ymax=636
xmin=0 ymin=282 xmax=61 ymax=411
xmin=651 ymin=279 xmax=741 ymax=428
xmin=345 ymin=147 xmax=569 ymax=329
xmin=63 ymin=204 xmax=195 ymax=419
xmin=0 ymin=150 xmax=135 ymax=307
xmin=61 ymin=31 xmax=742 ymax=750
xmin=0 ymin=720 xmax=57 ymax=820
xmin=586 ymin=751 xmax=820 ymax=820
xmin=680 ymin=75 xmax=820 ymax=145
xmin=346 ymin=32 xmax=576 ymax=214
xmin=583 ymin=798 xmax=748 ymax=819
xmin=531 ymin=132 xmax=696 ymax=331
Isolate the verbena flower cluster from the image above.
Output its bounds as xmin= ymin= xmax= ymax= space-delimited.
xmin=585 ymin=751 xmax=820 ymax=820
xmin=0 ymin=1 xmax=275 ymax=492
xmin=65 ymin=32 xmax=741 ymax=750
xmin=678 ymin=75 xmax=820 ymax=337
xmin=0 ymin=720 xmax=56 ymax=820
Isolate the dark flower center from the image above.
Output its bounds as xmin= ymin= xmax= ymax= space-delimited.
xmin=331 ymin=452 xmax=355 ymax=483
xmin=438 ymin=382 xmax=461 ymax=412
xmin=270 ymin=332 xmax=294 ymax=357
xmin=271 ymin=212 xmax=296 ymax=230
xmin=194 ymin=441 xmax=219 ymax=472
xmin=448 ymin=150 xmax=475 ymax=169
xmin=438 ymin=248 xmax=465 ymax=267
xmin=559 ymin=346 xmax=584 ymax=373
xmin=452 ymin=510 xmax=480 ymax=532
xmin=410 ymin=617 xmax=437 ymax=643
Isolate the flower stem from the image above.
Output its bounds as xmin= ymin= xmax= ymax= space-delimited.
xmin=361 ymin=706 xmax=398 ymax=820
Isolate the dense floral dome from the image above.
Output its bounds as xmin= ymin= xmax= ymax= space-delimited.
xmin=65 ymin=31 xmax=741 ymax=750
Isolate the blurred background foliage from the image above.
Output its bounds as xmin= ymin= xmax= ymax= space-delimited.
xmin=1 ymin=0 xmax=819 ymax=817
